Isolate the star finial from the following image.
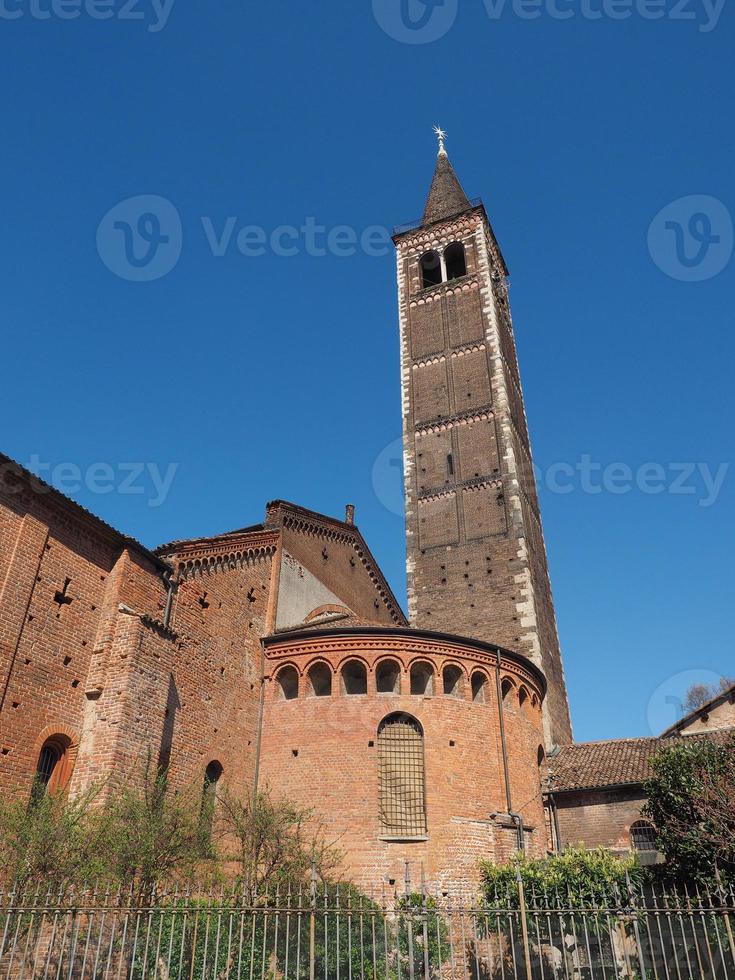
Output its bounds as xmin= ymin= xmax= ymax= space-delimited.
xmin=433 ymin=125 xmax=448 ymax=156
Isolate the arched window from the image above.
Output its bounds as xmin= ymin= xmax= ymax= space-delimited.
xmin=307 ymin=663 xmax=332 ymax=697
xmin=376 ymin=659 xmax=401 ymax=695
xmin=537 ymin=745 xmax=546 ymax=767
xmin=442 ymin=664 xmax=463 ymax=698
xmin=341 ymin=660 xmax=367 ymax=695
xmin=420 ymin=250 xmax=442 ymax=288
xmin=630 ymin=820 xmax=657 ymax=853
xmin=501 ymin=677 xmax=514 ymax=701
xmin=200 ymin=761 xmax=222 ymax=840
xmin=33 ymin=735 xmax=73 ymax=797
xmin=518 ymin=686 xmax=530 ymax=710
xmin=471 ymin=671 xmax=488 ymax=703
xmin=444 ymin=242 xmax=467 ymax=281
xmin=377 ymin=713 xmax=427 ymax=837
xmin=410 ymin=662 xmax=434 ymax=696
xmin=276 ymin=665 xmax=299 ymax=701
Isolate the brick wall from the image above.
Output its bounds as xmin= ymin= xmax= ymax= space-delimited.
xmin=553 ymin=787 xmax=648 ymax=852
xmin=259 ymin=629 xmax=547 ymax=892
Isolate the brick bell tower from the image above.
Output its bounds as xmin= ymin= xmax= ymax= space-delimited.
xmin=393 ymin=130 xmax=572 ymax=746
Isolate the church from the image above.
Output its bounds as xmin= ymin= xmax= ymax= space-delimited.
xmin=0 ymin=135 xmax=714 ymax=890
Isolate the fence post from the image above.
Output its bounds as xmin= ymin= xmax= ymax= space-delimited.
xmin=715 ymin=863 xmax=735 ymax=970
xmin=420 ymin=866 xmax=430 ymax=980
xmin=516 ymin=867 xmax=534 ymax=980
xmin=405 ymin=861 xmax=416 ymax=980
xmin=626 ymin=873 xmax=648 ymax=979
xmin=309 ymin=863 xmax=317 ymax=980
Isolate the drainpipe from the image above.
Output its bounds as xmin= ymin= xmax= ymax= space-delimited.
xmin=162 ymin=567 xmax=176 ymax=629
xmin=547 ymin=792 xmax=562 ymax=853
xmin=495 ymin=650 xmax=526 ymax=854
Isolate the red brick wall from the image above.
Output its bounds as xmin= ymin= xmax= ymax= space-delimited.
xmin=553 ymin=788 xmax=648 ymax=852
xmin=259 ymin=630 xmax=547 ymax=892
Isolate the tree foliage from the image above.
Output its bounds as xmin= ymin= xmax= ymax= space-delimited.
xmin=0 ymin=761 xmax=340 ymax=899
xmin=643 ymin=733 xmax=735 ymax=884
xmin=682 ymin=676 xmax=734 ymax=714
xmin=480 ymin=847 xmax=642 ymax=907
xmin=215 ymin=787 xmax=341 ymax=898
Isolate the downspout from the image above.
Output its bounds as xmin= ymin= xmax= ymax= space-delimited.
xmin=547 ymin=791 xmax=562 ymax=853
xmin=495 ymin=650 xmax=526 ymax=854
xmin=162 ymin=566 xmax=176 ymax=629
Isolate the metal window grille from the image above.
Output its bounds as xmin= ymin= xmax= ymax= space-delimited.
xmin=36 ymin=743 xmax=61 ymax=786
xmin=378 ymin=713 xmax=426 ymax=837
xmin=631 ymin=819 xmax=658 ymax=852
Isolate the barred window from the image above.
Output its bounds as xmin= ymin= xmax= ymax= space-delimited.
xmin=200 ymin=761 xmax=222 ymax=839
xmin=378 ymin=713 xmax=427 ymax=837
xmin=32 ymin=734 xmax=73 ymax=800
xmin=630 ymin=820 xmax=657 ymax=852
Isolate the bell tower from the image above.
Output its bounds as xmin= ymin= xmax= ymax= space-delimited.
xmin=393 ymin=131 xmax=572 ymax=746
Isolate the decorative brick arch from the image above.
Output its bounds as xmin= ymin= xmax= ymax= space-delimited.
xmin=304 ymin=604 xmax=351 ymax=623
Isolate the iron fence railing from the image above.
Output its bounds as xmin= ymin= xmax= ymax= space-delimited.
xmin=1 ymin=873 xmax=734 ymax=980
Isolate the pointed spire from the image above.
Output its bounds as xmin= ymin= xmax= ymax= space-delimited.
xmin=422 ymin=127 xmax=471 ymax=225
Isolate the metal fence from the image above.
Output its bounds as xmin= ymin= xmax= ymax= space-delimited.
xmin=1 ymin=875 xmax=734 ymax=980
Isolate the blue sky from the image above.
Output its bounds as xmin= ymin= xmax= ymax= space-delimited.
xmin=1 ymin=0 xmax=733 ymax=742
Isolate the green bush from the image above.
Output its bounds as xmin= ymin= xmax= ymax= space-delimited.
xmin=480 ymin=847 xmax=642 ymax=907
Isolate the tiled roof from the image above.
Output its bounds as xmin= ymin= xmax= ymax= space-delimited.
xmin=546 ymin=731 xmax=733 ymax=794
xmin=545 ymin=737 xmax=666 ymax=793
